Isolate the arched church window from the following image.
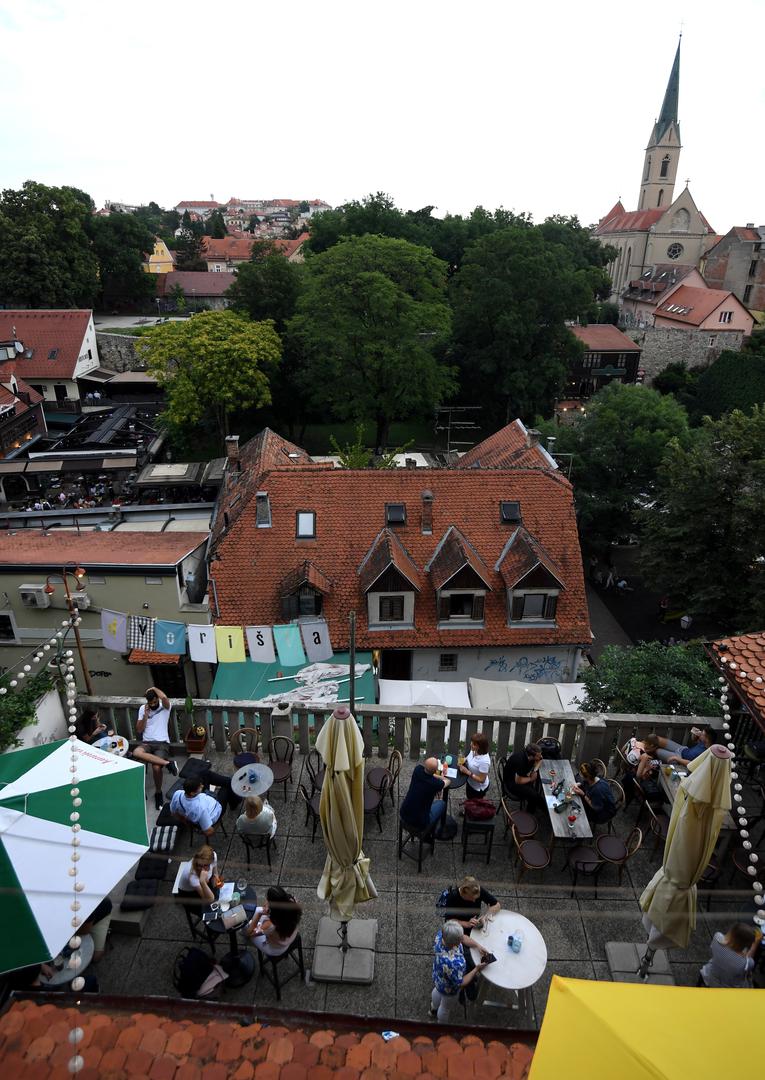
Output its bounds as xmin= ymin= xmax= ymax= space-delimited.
xmin=660 ymin=155 xmax=670 ymax=178
xmin=657 ymin=189 xmax=664 ymax=207
xmin=644 ymin=156 xmax=651 ymax=182
xmin=671 ymin=208 xmax=690 ymax=233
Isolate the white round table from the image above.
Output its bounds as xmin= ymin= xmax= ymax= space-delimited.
xmin=231 ymin=762 xmax=274 ymax=799
xmin=469 ymin=909 xmax=547 ymax=1018
xmin=93 ymin=735 xmax=129 ymax=757
xmin=43 ymin=933 xmax=95 ymax=986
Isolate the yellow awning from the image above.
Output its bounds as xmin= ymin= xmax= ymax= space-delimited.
xmin=529 ymin=976 xmax=760 ymax=1079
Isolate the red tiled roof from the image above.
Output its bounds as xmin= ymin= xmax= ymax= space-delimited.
xmin=455 ymin=420 xmax=554 ymax=470
xmin=0 ymin=310 xmax=92 ymax=379
xmin=156 ymin=271 xmax=236 ymax=298
xmin=0 ymin=999 xmax=536 ymax=1079
xmin=0 ymin=377 xmax=44 ymax=417
xmin=595 ymin=208 xmax=664 ymax=235
xmin=654 ymin=284 xmax=744 ymax=327
xmin=426 ymin=525 xmax=493 ymax=591
xmin=279 ymin=559 xmax=334 ymax=595
xmin=176 ymin=200 xmax=222 ymax=210
xmin=128 ymin=649 xmax=182 ymax=664
xmin=569 ymin=325 xmax=641 ymax=352
xmin=202 ymin=237 xmax=257 ymax=262
xmin=0 ymin=530 xmax=208 ymax=567
xmin=210 ymin=430 xmax=590 ymax=650
xmin=497 ymin=526 xmax=566 ymax=590
xmin=732 ymin=226 xmax=764 ymax=242
xmin=358 ymin=528 xmax=423 ymax=592
xmin=707 ymin=632 xmax=765 ymax=731
xmin=272 ymin=233 xmax=309 ymax=259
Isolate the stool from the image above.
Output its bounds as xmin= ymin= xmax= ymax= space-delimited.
xmin=399 ymin=817 xmax=436 ymax=872
xmin=461 ymin=818 xmax=495 ymax=864
xmin=257 ymin=934 xmax=305 ymax=1001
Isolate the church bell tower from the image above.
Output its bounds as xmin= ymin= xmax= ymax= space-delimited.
xmin=638 ymin=39 xmax=682 ymax=211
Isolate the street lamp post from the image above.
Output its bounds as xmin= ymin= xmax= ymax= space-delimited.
xmin=44 ymin=564 xmax=93 ymax=695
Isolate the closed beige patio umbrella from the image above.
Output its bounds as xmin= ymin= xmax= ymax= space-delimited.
xmin=638 ymin=744 xmax=732 ymax=973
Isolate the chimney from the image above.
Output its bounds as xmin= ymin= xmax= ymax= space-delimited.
xmin=225 ymin=435 xmax=241 ymax=471
xmin=526 ymin=428 xmax=541 ymax=447
xmin=421 ymin=490 xmax=434 ymax=535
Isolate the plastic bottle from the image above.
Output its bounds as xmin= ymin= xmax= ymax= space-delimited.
xmin=511 ymin=930 xmax=523 ymax=954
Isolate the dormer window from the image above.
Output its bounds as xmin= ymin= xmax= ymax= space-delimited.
xmin=437 ymin=590 xmax=485 ymax=625
xmin=500 ymin=501 xmax=522 ymax=524
xmin=510 ymin=591 xmax=558 ymax=623
xmin=385 ymin=503 xmax=406 ymax=526
xmin=296 ymin=510 xmax=316 ymax=538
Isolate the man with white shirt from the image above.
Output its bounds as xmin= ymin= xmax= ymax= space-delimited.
xmin=132 ymin=686 xmax=178 ymax=809
xmin=170 ymin=777 xmax=223 ymax=838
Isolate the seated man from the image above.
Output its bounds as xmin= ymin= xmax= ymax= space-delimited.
xmin=400 ymin=757 xmax=451 ymax=833
xmin=502 ymin=743 xmax=545 ymax=813
xmin=654 ymin=725 xmax=720 ymax=765
xmin=171 ymin=777 xmax=224 ymax=838
xmin=131 ymin=686 xmax=178 ymax=810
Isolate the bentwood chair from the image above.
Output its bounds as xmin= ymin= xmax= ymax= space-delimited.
xmin=499 ymin=796 xmax=538 ymax=842
xmin=267 ymin=736 xmax=295 ymax=800
xmin=304 ymin=748 xmax=325 ymax=797
xmin=230 ymin=726 xmax=259 ymax=768
xmin=297 ymin=783 xmax=321 ymax=843
xmin=368 ymin=749 xmax=402 ymax=808
xmin=511 ymin=824 xmax=550 ymax=885
xmin=595 ymin=826 xmax=643 ymax=885
xmin=605 ymin=779 xmax=626 ymax=833
xmin=364 ymin=770 xmax=392 ymax=833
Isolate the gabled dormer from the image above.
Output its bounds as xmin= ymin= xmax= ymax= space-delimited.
xmin=496 ymin=527 xmax=565 ymax=625
xmin=279 ymin=560 xmax=333 ymax=619
xmin=426 ymin=526 xmax=493 ymax=628
xmin=358 ymin=529 xmax=421 ymax=629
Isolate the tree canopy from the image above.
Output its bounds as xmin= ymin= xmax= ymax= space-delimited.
xmin=88 ymin=213 xmax=157 ymax=309
xmin=137 ymin=311 xmax=281 ymax=444
xmin=547 ymin=382 xmax=690 ymax=549
xmin=287 ymin=234 xmax=454 ymax=449
xmin=639 ymin=407 xmax=765 ymax=628
xmin=450 ymin=226 xmax=609 ymax=426
xmin=579 ymin=642 xmax=719 ymax=717
xmin=226 ymin=245 xmax=303 ymax=331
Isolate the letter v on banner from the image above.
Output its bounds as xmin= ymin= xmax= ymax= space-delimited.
xmin=188 ymin=624 xmax=218 ymax=663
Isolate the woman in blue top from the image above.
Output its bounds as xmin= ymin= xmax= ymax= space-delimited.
xmin=430 ymin=920 xmax=488 ymax=1021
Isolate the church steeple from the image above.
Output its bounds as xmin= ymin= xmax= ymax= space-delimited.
xmin=638 ymin=39 xmax=682 ymax=211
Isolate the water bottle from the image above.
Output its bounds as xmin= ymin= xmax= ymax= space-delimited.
xmin=247 ymin=768 xmax=258 ymax=783
xmin=511 ymin=930 xmax=523 ymax=954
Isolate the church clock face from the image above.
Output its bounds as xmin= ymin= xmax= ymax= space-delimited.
xmin=667 ymin=242 xmax=684 ymax=260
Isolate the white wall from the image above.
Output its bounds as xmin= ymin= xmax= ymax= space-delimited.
xmin=74 ymin=315 xmax=100 ymax=378
xmin=13 ymin=688 xmax=67 ymax=749
xmin=410 ymin=645 xmax=582 ymax=683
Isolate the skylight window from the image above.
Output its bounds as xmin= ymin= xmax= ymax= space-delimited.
xmin=385 ymin=503 xmax=406 ymax=526
xmin=500 ymin=501 xmax=522 ymax=524
xmin=48 ymin=349 xmax=58 ymax=360
xmin=296 ymin=510 xmax=316 ymax=538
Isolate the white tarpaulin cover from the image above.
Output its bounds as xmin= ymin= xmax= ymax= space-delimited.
xmin=555 ymin=683 xmax=587 ymax=712
xmin=468 ymin=679 xmax=585 ymax=712
xmin=378 ymin=679 xmax=472 ymax=709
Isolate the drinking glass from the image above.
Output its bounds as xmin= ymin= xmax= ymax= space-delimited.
xmin=237 ymin=878 xmax=247 ymax=894
xmin=567 ymin=813 xmax=577 ymax=829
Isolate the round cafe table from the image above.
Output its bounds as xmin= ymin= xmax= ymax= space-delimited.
xmin=231 ymin=763 xmax=274 ymax=800
xmin=43 ymin=933 xmax=95 ymax=986
xmin=206 ymin=884 xmax=258 ymax=988
xmin=469 ymin=909 xmax=547 ymax=1020
xmin=93 ymin=735 xmax=129 ymax=757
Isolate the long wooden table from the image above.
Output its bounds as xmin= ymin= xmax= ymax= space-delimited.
xmin=537 ymin=759 xmax=592 ymax=860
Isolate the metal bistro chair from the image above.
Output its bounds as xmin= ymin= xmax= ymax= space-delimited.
xmin=368 ymin=748 xmax=402 ymax=809
xmin=240 ymin=828 xmax=278 ymax=871
xmin=230 ymin=726 xmax=259 ymax=769
xmin=297 ymin=783 xmax=322 ymax=843
xmin=304 ymin=748 xmax=325 ymax=797
xmin=172 ymin=861 xmax=222 ymax=953
xmin=511 ymin=824 xmax=550 ymax=885
xmin=642 ymin=801 xmax=670 ymax=854
xmin=605 ymin=779 xmax=626 ymax=834
xmin=595 ymin=826 xmax=643 ymax=886
xmin=496 ymin=755 xmax=530 ymax=811
xmin=257 ymin=934 xmax=305 ymax=1002
xmin=364 ymin=770 xmax=392 ymax=834
xmin=267 ymin=736 xmax=295 ymax=800
xmin=567 ymin=845 xmax=605 ymax=898
xmin=499 ymin=796 xmax=538 ymax=843
xmin=591 ymin=758 xmax=608 ymax=779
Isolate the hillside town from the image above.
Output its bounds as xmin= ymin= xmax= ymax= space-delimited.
xmin=0 ymin=24 xmax=762 ymax=1080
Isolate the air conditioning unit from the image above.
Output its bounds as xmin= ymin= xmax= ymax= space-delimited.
xmin=70 ymin=591 xmax=91 ymax=610
xmin=19 ymin=584 xmax=51 ymax=609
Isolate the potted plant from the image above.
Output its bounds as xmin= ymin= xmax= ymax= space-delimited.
xmin=183 ymin=695 xmax=208 ymax=753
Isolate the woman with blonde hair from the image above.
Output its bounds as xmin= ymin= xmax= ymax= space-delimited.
xmin=236 ymin=794 xmax=276 ymax=838
xmin=177 ymin=844 xmax=218 ymax=902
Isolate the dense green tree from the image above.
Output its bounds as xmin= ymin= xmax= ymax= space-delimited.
xmin=131 ymin=201 xmax=180 ymax=244
xmin=287 ymin=234 xmax=454 ymax=449
xmin=688 ymin=342 xmax=765 ymax=422
xmin=137 ymin=311 xmax=281 ymax=444
xmin=547 ymin=383 xmax=690 ymax=549
xmin=579 ymin=642 xmax=719 ymax=717
xmin=640 ymin=407 xmax=765 ymax=627
xmin=0 ymin=181 xmax=98 ymax=307
xmin=87 ymin=213 xmax=156 ymax=309
xmin=205 ymin=210 xmax=227 ymax=238
xmin=174 ymin=227 xmax=206 ymax=271
xmin=450 ymin=226 xmax=609 ymax=425
xmin=651 ymin=361 xmax=700 ymax=403
xmin=227 ymin=250 xmax=302 ymax=331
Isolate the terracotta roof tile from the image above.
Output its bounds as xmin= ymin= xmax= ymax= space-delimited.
xmin=426 ymin=526 xmax=493 ymax=591
xmin=0 ymin=310 xmax=93 ymax=379
xmin=654 ymin=284 xmax=748 ymax=327
xmin=128 ymin=649 xmax=183 ymax=665
xmin=594 ymin=208 xmax=664 ymax=235
xmin=708 ymin=632 xmax=765 ymax=728
xmin=358 ymin=529 xmax=423 ymax=592
xmin=156 ymin=271 xmax=236 ymax=298
xmin=569 ymin=325 xmax=641 ymax=352
xmin=279 ymin=560 xmax=334 ymax=596
xmin=0 ymin=530 xmax=208 ymax=567
xmin=496 ymin=527 xmax=566 ymax=590
xmin=455 ymin=421 xmax=554 ymax=471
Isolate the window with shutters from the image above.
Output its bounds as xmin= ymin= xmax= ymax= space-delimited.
xmin=437 ymin=590 xmax=485 ymax=626
xmin=280 ymin=586 xmax=322 ymax=620
xmin=379 ymin=595 xmax=404 ymax=621
xmin=509 ymin=590 xmax=558 ymax=624
xmin=367 ymin=589 xmax=415 ymax=628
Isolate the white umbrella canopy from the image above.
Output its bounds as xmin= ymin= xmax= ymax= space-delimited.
xmin=316 ymin=707 xmax=377 ymax=920
xmin=639 ymin=745 xmax=732 ymax=948
xmin=0 ymin=738 xmax=149 ymax=973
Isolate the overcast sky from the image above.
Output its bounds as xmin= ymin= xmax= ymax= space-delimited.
xmin=2 ymin=0 xmax=763 ymax=235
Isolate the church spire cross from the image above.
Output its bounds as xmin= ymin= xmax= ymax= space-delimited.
xmin=656 ymin=39 xmax=681 ymax=140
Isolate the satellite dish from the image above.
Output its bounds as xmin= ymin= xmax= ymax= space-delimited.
xmin=14 ymin=341 xmax=24 ymax=354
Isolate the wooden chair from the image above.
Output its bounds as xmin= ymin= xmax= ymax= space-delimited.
xmin=496 ymin=755 xmax=530 ymax=810
xmin=297 ymin=783 xmax=321 ymax=843
xmin=256 ymin=934 xmax=305 ymax=1001
xmin=268 ymin=736 xmax=295 ymax=800
xmin=511 ymin=824 xmax=550 ymax=885
xmin=230 ymin=726 xmax=259 ymax=767
xmin=304 ymin=748 xmax=325 ymax=797
xmin=364 ymin=770 xmax=391 ymax=833
xmin=172 ymin=861 xmax=222 ymax=952
xmin=368 ymin=749 xmax=402 ymax=808
xmin=605 ymin=779 xmax=626 ymax=834
xmin=591 ymin=758 xmax=608 ymax=779
xmin=398 ymin=815 xmax=436 ymax=873
xmin=595 ymin=826 xmax=643 ymax=885
xmin=499 ymin=796 xmax=538 ymax=841
xmin=567 ymin=845 xmax=605 ymax=897
xmin=643 ymin=801 xmax=670 ymax=853
xmin=240 ymin=829 xmax=277 ymax=871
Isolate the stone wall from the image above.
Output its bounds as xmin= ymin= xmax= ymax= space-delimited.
xmin=96 ymin=333 xmax=144 ymax=373
xmin=622 ymin=326 xmax=745 ymax=382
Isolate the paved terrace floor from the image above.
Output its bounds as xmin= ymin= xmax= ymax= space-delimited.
xmin=93 ymin=751 xmax=759 ymax=1028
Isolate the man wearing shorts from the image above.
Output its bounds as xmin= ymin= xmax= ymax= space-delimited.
xmin=132 ymin=686 xmax=178 ymax=809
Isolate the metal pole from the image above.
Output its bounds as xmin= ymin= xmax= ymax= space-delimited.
xmin=62 ymin=570 xmax=94 ymax=695
xmin=348 ymin=610 xmax=356 ymax=715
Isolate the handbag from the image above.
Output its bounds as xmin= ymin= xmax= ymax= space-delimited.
xmin=463 ymin=798 xmax=497 ymax=821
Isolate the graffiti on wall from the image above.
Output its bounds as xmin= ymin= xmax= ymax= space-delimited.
xmin=483 ymin=654 xmax=563 ymax=682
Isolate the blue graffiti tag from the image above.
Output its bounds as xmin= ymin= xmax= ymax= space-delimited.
xmin=483 ymin=655 xmax=563 ymax=682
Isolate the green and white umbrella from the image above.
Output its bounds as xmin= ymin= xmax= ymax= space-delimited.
xmin=0 ymin=738 xmax=148 ymax=974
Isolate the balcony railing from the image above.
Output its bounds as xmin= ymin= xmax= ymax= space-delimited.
xmin=76 ymin=695 xmax=706 ymax=765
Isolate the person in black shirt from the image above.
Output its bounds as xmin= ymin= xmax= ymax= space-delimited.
xmin=502 ymin=743 xmax=545 ymax=812
xmin=438 ymin=875 xmax=498 ymax=990
xmin=400 ymin=758 xmax=450 ymax=831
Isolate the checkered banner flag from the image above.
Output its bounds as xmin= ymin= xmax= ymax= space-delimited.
xmin=127 ymin=615 xmax=156 ymax=651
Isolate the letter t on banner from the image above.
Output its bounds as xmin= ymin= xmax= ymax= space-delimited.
xmin=188 ymin=625 xmax=218 ymax=663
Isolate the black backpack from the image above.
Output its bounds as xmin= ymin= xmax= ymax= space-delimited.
xmin=172 ymin=946 xmax=214 ymax=998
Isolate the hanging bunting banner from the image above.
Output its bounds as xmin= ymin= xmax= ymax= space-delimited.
xmin=101 ymin=609 xmax=128 ymax=653
xmin=300 ymin=620 xmax=333 ymax=662
xmin=273 ymin=623 xmax=306 ymax=667
xmin=155 ymin=620 xmax=187 ymax=655
xmin=188 ymin=624 xmax=217 ymax=663
xmin=246 ymin=625 xmax=276 ymax=664
xmin=127 ymin=615 xmax=155 ymax=651
xmin=215 ymin=625 xmax=246 ymax=663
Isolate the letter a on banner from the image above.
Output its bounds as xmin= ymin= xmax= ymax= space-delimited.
xmin=246 ymin=625 xmax=276 ymax=664
xmin=215 ymin=625 xmax=246 ymax=663
xmin=300 ymin=620 xmax=333 ymax=662
xmin=188 ymin=624 xmax=217 ymax=663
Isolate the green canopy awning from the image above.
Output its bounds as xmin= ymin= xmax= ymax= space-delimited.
xmin=211 ymin=651 xmax=375 ymax=705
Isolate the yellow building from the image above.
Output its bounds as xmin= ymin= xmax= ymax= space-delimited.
xmin=143 ymin=238 xmax=176 ymax=274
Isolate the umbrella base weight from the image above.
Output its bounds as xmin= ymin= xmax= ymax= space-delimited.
xmin=605 ymin=942 xmax=675 ymax=984
xmin=312 ymin=917 xmax=377 ymax=984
